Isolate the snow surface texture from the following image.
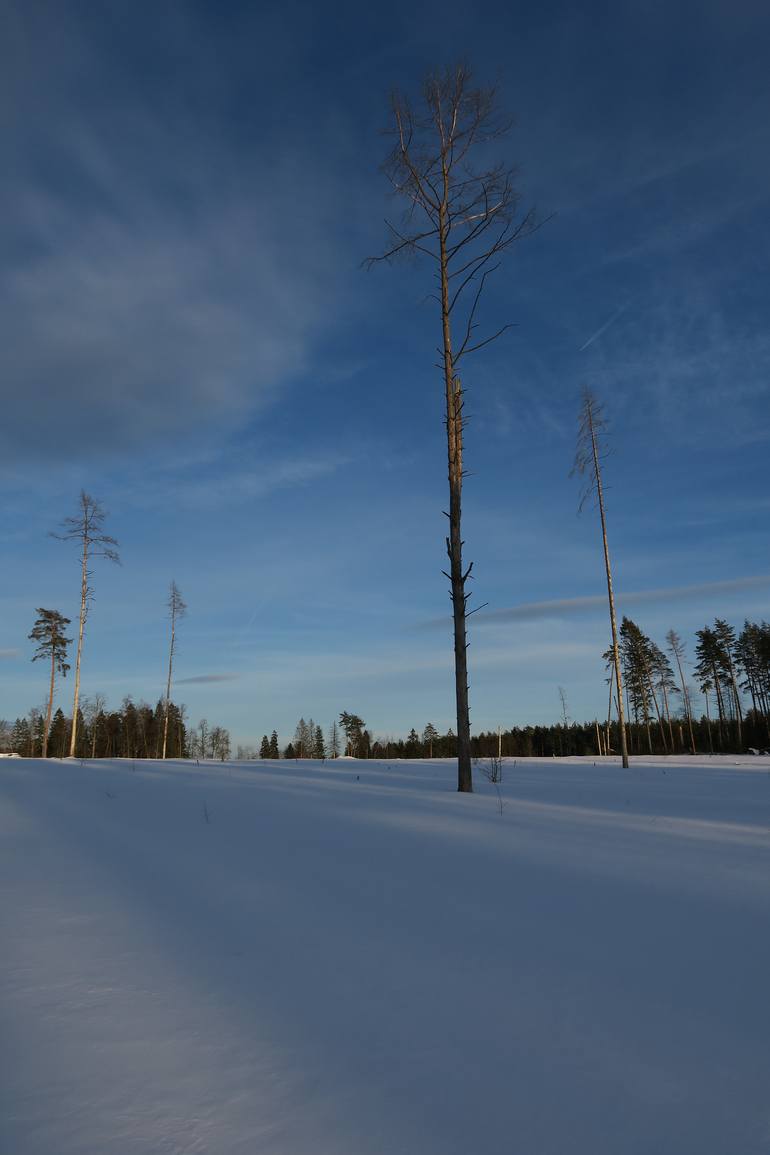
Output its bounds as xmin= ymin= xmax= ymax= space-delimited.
xmin=1 ymin=755 xmax=769 ymax=1155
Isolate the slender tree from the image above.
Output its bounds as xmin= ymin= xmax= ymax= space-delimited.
xmin=81 ymin=691 xmax=107 ymax=759
xmin=161 ymin=581 xmax=187 ymax=759
xmin=422 ymin=721 xmax=438 ymax=758
xmin=695 ymin=626 xmax=727 ymax=748
xmin=666 ymin=629 xmax=696 ymax=754
xmin=572 ymin=390 xmax=629 ymax=767
xmin=650 ymin=641 xmax=678 ymax=752
xmin=197 ymin=718 xmax=210 ymax=759
xmin=368 ymin=65 xmax=537 ymax=792
xmin=327 ymin=720 xmax=340 ymax=760
xmin=713 ymin=619 xmax=743 ymax=749
xmin=53 ymin=492 xmax=120 ymax=758
xmin=29 ymin=609 xmax=72 ymax=758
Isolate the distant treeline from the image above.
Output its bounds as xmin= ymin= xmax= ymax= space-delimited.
xmin=2 ymin=699 xmax=231 ymax=761
xmin=5 ymin=616 xmax=768 ymax=761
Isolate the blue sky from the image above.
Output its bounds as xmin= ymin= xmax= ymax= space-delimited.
xmin=1 ymin=0 xmax=769 ymax=746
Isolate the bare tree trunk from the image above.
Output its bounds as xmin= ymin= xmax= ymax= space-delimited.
xmin=727 ymin=664 xmax=743 ymax=749
xmin=660 ymin=679 xmax=675 ymax=751
xmin=43 ymin=651 xmax=55 ymax=759
xmin=671 ymin=644 xmax=696 ymax=755
xmin=69 ymin=542 xmax=88 ymax=757
xmin=588 ymin=408 xmax=629 ymax=768
xmin=162 ymin=611 xmax=176 ymax=759
xmin=712 ymin=667 xmax=726 ymax=748
xmin=439 ymin=200 xmax=473 ymax=792
xmin=642 ymin=662 xmax=667 ymax=753
xmin=705 ymin=692 xmax=714 ymax=753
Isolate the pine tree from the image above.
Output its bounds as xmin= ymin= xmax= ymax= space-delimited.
xmin=619 ymin=618 xmax=667 ymax=753
xmin=713 ymin=619 xmax=743 ymax=748
xmin=736 ymin=621 xmax=770 ymax=740
xmin=339 ymin=712 xmax=365 ymax=757
xmin=269 ymin=730 xmax=280 ymax=758
xmin=29 ymin=608 xmax=72 ymax=758
xmin=695 ymin=626 xmax=728 ymax=748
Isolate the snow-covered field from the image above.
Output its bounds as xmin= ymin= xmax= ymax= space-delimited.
xmin=2 ymin=755 xmax=769 ymax=1155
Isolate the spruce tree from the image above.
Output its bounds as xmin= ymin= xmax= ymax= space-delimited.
xmin=406 ymin=728 xmax=421 ymax=757
xmin=48 ymin=708 xmax=69 ymax=758
xmin=12 ymin=717 xmax=30 ymax=754
xmin=260 ymin=734 xmax=271 ymax=758
xmin=269 ymin=730 xmax=279 ymax=758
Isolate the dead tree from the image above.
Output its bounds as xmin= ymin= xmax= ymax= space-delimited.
xmin=162 ymin=580 xmax=187 ymax=759
xmin=572 ymin=390 xmax=629 ymax=768
xmin=367 ymin=64 xmax=537 ymax=792
xmin=53 ymin=492 xmax=120 ymax=758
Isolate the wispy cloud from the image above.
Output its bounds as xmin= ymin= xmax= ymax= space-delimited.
xmin=0 ymin=11 xmax=357 ymax=465
xmin=0 ymin=649 xmax=20 ymax=659
xmin=132 ymin=451 xmax=355 ymax=512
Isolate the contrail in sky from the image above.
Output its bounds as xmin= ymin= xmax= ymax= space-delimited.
xmin=414 ymin=574 xmax=770 ymax=631
xmin=579 ymin=302 xmax=630 ymax=352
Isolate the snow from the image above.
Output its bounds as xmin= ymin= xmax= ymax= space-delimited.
xmin=2 ymin=754 xmax=769 ymax=1154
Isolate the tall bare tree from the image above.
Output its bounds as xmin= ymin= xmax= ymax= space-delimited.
xmin=368 ymin=64 xmax=537 ymax=792
xmin=29 ymin=608 xmax=71 ymax=758
xmin=666 ymin=629 xmax=696 ymax=754
xmin=161 ymin=580 xmax=187 ymax=759
xmin=53 ymin=492 xmax=120 ymax=758
xmin=572 ymin=390 xmax=629 ymax=768
xmin=81 ymin=691 xmax=108 ymax=759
